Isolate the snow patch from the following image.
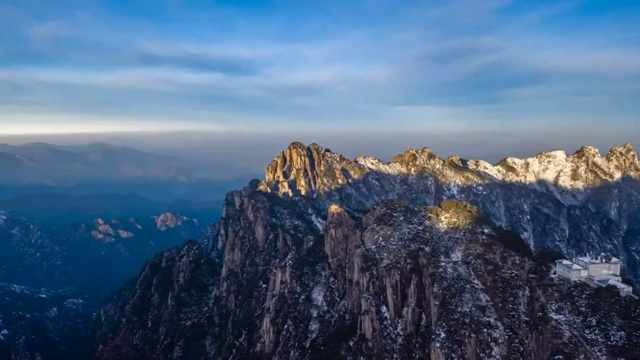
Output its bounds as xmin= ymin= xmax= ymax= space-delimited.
xmin=64 ymin=299 xmax=84 ymax=309
xmin=311 ymin=285 xmax=326 ymax=310
xmin=450 ymin=248 xmax=463 ymax=261
xmin=308 ymin=284 xmax=328 ymax=342
xmin=310 ymin=214 xmax=326 ymax=232
xmin=46 ymin=307 xmax=58 ymax=318
xmin=355 ymin=156 xmax=403 ymax=175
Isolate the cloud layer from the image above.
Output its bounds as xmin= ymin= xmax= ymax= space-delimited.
xmin=1 ymin=0 xmax=639 ymax=133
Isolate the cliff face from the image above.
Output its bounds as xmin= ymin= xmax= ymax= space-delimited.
xmin=259 ymin=142 xmax=640 ymax=283
xmin=96 ymin=142 xmax=640 ymax=360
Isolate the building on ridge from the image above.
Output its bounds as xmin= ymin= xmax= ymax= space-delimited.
xmin=554 ymin=253 xmax=635 ymax=297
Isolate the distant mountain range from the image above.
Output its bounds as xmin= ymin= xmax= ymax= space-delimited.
xmin=0 ymin=142 xmax=253 ymax=203
xmin=0 ymin=210 xmax=207 ymax=295
xmin=0 ymin=210 xmax=209 ymax=359
xmin=0 ymin=142 xmax=192 ymax=185
xmin=0 ymin=142 xmax=251 ymax=359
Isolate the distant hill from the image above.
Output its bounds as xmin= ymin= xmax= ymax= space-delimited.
xmin=0 ymin=210 xmax=208 ymax=296
xmin=0 ymin=210 xmax=210 ymax=359
xmin=0 ymin=142 xmax=254 ymax=203
xmin=0 ymin=142 xmax=194 ymax=185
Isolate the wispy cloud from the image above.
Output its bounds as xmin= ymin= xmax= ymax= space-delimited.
xmin=0 ymin=0 xmax=639 ymax=134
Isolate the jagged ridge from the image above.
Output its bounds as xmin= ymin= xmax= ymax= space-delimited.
xmin=261 ymin=142 xmax=639 ymax=196
xmin=258 ymin=142 xmax=640 ymax=283
xmin=96 ymin=141 xmax=640 ymax=360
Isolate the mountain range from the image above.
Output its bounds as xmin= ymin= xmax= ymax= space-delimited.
xmin=92 ymin=142 xmax=640 ymax=359
xmin=0 ymin=142 xmax=252 ymax=203
xmin=0 ymin=142 xmax=191 ymax=185
xmin=0 ymin=210 xmax=209 ymax=359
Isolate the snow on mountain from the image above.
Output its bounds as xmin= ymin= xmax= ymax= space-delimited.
xmin=95 ymin=141 xmax=640 ymax=360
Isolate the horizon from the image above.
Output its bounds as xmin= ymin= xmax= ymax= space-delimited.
xmin=0 ymin=129 xmax=638 ymax=171
xmin=1 ymin=0 xmax=639 ymax=138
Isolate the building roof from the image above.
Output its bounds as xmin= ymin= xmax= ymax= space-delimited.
xmin=576 ymin=256 xmax=600 ymax=264
xmin=575 ymin=254 xmax=622 ymax=265
xmin=556 ymin=259 xmax=584 ymax=270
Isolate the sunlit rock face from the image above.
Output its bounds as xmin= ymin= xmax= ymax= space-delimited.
xmin=96 ymin=142 xmax=640 ymax=360
xmin=260 ymin=142 xmax=640 ymax=282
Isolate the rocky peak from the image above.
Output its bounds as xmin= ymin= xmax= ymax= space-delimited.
xmin=155 ymin=213 xmax=185 ymax=231
xmin=262 ymin=141 xmax=365 ymax=196
xmin=263 ymin=142 xmax=323 ymax=195
xmin=390 ymin=147 xmax=443 ymax=173
xmin=446 ymin=155 xmax=464 ymax=167
xmin=483 ymin=144 xmax=639 ymax=189
xmin=260 ymin=142 xmax=639 ymax=201
xmin=573 ymin=145 xmax=601 ymax=160
xmin=94 ymin=139 xmax=640 ymax=360
xmin=535 ymin=150 xmax=568 ymax=162
xmin=606 ymin=143 xmax=639 ymax=172
xmin=96 ymin=170 xmax=640 ymax=359
xmin=325 ymin=203 xmax=361 ymax=278
xmin=391 ymin=148 xmax=419 ymax=165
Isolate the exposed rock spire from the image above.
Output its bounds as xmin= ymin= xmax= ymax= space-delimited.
xmin=95 ymin=140 xmax=640 ymax=360
xmin=260 ymin=142 xmax=640 ymax=196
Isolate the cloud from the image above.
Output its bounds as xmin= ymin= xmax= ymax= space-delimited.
xmin=0 ymin=0 xmax=639 ymax=135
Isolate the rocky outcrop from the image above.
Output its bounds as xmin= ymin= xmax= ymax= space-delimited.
xmin=257 ymin=142 xmax=640 ymax=283
xmin=155 ymin=213 xmax=189 ymax=231
xmin=263 ymin=143 xmax=640 ymax=196
xmin=95 ymin=241 xmax=220 ymax=359
xmin=0 ymin=211 xmax=208 ymax=359
xmin=96 ymin=141 xmax=640 ymax=359
xmin=261 ymin=142 xmax=366 ymax=196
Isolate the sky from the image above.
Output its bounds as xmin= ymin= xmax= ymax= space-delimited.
xmin=0 ymin=0 xmax=639 ymax=165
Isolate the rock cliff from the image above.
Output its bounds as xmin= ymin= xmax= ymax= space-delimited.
xmin=259 ymin=142 xmax=640 ymax=282
xmin=96 ymin=142 xmax=640 ymax=359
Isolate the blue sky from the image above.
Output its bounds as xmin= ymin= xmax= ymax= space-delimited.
xmin=1 ymin=0 xmax=639 ymax=135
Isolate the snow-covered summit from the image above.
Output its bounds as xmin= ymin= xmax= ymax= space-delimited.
xmin=261 ymin=142 xmax=639 ymax=199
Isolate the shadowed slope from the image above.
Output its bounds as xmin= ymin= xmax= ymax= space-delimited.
xmin=96 ymin=141 xmax=640 ymax=360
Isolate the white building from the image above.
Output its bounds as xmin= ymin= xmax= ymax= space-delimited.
xmin=573 ymin=254 xmax=621 ymax=277
xmin=554 ymin=253 xmax=635 ymax=297
xmin=554 ymin=259 xmax=588 ymax=281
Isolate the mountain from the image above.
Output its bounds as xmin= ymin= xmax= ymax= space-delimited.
xmin=0 ymin=142 xmax=190 ymax=185
xmin=0 ymin=210 xmax=207 ymax=298
xmin=95 ymin=142 xmax=640 ymax=359
xmin=0 ymin=142 xmax=253 ymax=203
xmin=0 ymin=210 xmax=209 ymax=359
